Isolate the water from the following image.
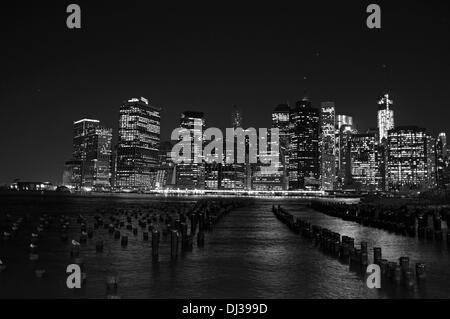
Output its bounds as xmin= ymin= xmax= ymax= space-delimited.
xmin=0 ymin=194 xmax=449 ymax=299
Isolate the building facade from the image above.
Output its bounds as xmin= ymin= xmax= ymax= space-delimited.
xmin=436 ymin=133 xmax=447 ymax=188
xmin=176 ymin=111 xmax=205 ymax=189
xmin=346 ymin=133 xmax=381 ymax=191
xmin=64 ymin=119 xmax=112 ymax=189
xmin=335 ymin=115 xmax=355 ymax=189
xmin=387 ymin=126 xmax=428 ymax=191
xmin=222 ymin=106 xmax=247 ymax=190
xmin=62 ymin=160 xmax=82 ymax=188
xmin=155 ymin=141 xmax=176 ymax=189
xmin=272 ymin=104 xmax=290 ymax=190
xmin=83 ymin=127 xmax=113 ymax=188
xmin=288 ymin=97 xmax=320 ymax=190
xmin=377 ymin=93 xmax=394 ymax=142
xmin=320 ymin=102 xmax=336 ymax=191
xmin=116 ymin=97 xmax=161 ymax=190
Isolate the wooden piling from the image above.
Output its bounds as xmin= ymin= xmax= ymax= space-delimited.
xmin=171 ymin=230 xmax=179 ymax=260
xmin=373 ymin=247 xmax=382 ymax=265
xmin=415 ymin=263 xmax=426 ymax=281
xmin=152 ymin=230 xmax=160 ymax=261
xmin=197 ymin=231 xmax=205 ymax=248
xmin=96 ymin=240 xmax=104 ymax=252
xmin=121 ymin=236 xmax=128 ymax=247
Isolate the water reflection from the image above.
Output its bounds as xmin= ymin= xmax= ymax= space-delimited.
xmin=0 ymin=195 xmax=449 ymax=298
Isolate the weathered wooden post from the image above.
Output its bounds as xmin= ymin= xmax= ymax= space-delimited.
xmin=399 ymin=256 xmax=410 ymax=276
xmin=190 ymin=213 xmax=197 ymax=235
xmin=180 ymin=223 xmax=188 ymax=250
xmin=171 ymin=230 xmax=179 ymax=260
xmin=96 ymin=240 xmax=104 ymax=252
xmin=152 ymin=230 xmax=160 ymax=261
xmin=197 ymin=231 xmax=205 ymax=248
xmin=373 ymin=247 xmax=382 ymax=265
xmin=121 ymin=235 xmax=128 ymax=247
xmin=416 ymin=262 xmax=426 ymax=281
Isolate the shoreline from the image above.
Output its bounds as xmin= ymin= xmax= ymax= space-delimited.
xmin=0 ymin=189 xmax=354 ymax=201
xmin=1 ymin=190 xmax=449 ymax=207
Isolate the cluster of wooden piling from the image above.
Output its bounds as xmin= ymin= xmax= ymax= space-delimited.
xmin=0 ymin=213 xmax=55 ymax=278
xmin=0 ymin=198 xmax=251 ymax=297
xmin=311 ymin=201 xmax=450 ymax=247
xmin=273 ymin=205 xmax=426 ymax=290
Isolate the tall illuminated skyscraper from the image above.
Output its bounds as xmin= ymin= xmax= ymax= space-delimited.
xmin=335 ymin=115 xmax=355 ymax=189
xmin=288 ymin=97 xmax=320 ymax=190
xmin=73 ymin=119 xmax=100 ymax=161
xmin=116 ymin=97 xmax=161 ymax=190
xmin=155 ymin=141 xmax=176 ymax=189
xmin=346 ymin=132 xmax=381 ymax=191
xmin=221 ymin=106 xmax=248 ymax=190
xmin=83 ymin=127 xmax=113 ymax=188
xmin=176 ymin=111 xmax=206 ymax=189
xmin=320 ymin=102 xmax=336 ymax=191
xmin=252 ymin=127 xmax=284 ymax=191
xmin=231 ymin=105 xmax=243 ymax=129
xmin=427 ymin=135 xmax=437 ymax=189
xmin=377 ymin=93 xmax=394 ymax=142
xmin=272 ymin=104 xmax=291 ymax=144
xmin=272 ymin=104 xmax=290 ymax=190
xmin=436 ymin=132 xmax=447 ymax=188
xmin=64 ymin=119 xmax=112 ymax=189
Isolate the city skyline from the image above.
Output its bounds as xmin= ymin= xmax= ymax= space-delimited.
xmin=40 ymin=91 xmax=448 ymax=193
xmin=3 ymin=2 xmax=450 ymax=304
xmin=1 ymin=2 xmax=450 ymax=184
xmin=2 ymin=90 xmax=449 ymax=187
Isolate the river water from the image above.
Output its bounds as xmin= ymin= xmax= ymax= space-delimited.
xmin=0 ymin=194 xmax=449 ymax=299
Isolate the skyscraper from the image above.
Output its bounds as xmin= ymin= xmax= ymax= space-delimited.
xmin=336 ymin=115 xmax=353 ymax=130
xmin=204 ymin=162 xmax=222 ymax=190
xmin=426 ymin=135 xmax=437 ymax=189
xmin=288 ymin=97 xmax=320 ymax=190
xmin=176 ymin=111 xmax=206 ymax=189
xmin=272 ymin=104 xmax=291 ymax=145
xmin=387 ymin=126 xmax=427 ymax=191
xmin=63 ymin=119 xmax=112 ymax=189
xmin=346 ymin=132 xmax=381 ymax=191
xmin=335 ymin=115 xmax=355 ymax=189
xmin=72 ymin=119 xmax=100 ymax=163
xmin=436 ymin=133 xmax=447 ymax=188
xmin=272 ymin=104 xmax=291 ymax=190
xmin=231 ymin=105 xmax=243 ymax=129
xmin=155 ymin=141 xmax=176 ymax=189
xmin=116 ymin=97 xmax=161 ymax=190
xmin=83 ymin=127 xmax=113 ymax=188
xmin=320 ymin=102 xmax=336 ymax=191
xmin=222 ymin=106 xmax=247 ymax=190
xmin=377 ymin=93 xmax=394 ymax=142
xmin=252 ymin=128 xmax=284 ymax=191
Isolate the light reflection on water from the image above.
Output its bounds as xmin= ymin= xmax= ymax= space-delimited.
xmin=0 ymin=195 xmax=449 ymax=299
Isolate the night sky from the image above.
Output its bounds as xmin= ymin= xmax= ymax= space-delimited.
xmin=1 ymin=1 xmax=449 ymax=184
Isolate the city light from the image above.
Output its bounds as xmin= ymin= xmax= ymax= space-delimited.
xmin=56 ymin=93 xmax=449 ymax=195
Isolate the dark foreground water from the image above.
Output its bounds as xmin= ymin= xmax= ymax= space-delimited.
xmin=0 ymin=194 xmax=449 ymax=299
